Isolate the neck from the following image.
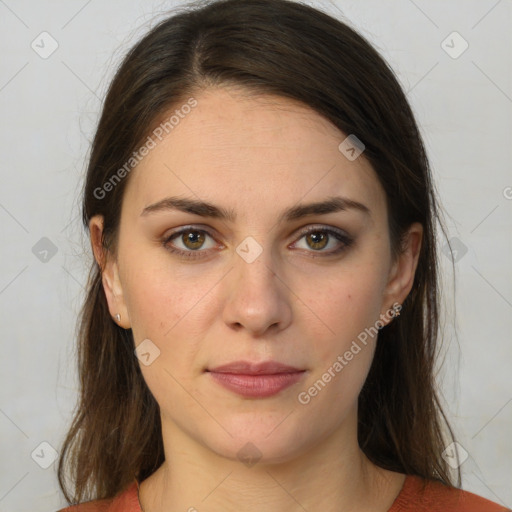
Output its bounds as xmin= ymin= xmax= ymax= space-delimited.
xmin=138 ymin=415 xmax=404 ymax=512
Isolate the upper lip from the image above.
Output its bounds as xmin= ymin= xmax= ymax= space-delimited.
xmin=207 ymin=361 xmax=304 ymax=375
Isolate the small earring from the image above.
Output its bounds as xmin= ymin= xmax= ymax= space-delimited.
xmin=393 ymin=308 xmax=401 ymax=318
xmin=114 ymin=313 xmax=121 ymax=322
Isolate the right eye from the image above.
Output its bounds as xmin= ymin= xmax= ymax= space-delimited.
xmin=161 ymin=227 xmax=221 ymax=259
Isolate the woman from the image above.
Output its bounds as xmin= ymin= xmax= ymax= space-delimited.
xmin=56 ymin=0 xmax=507 ymax=510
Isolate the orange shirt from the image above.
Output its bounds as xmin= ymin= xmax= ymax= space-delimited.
xmin=57 ymin=475 xmax=509 ymax=511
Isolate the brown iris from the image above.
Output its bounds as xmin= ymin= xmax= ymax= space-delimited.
xmin=306 ymin=231 xmax=328 ymax=250
xmin=182 ymin=230 xmax=205 ymax=250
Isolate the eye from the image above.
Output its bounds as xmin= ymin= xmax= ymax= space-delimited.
xmin=162 ymin=227 xmax=219 ymax=259
xmin=161 ymin=225 xmax=353 ymax=260
xmin=291 ymin=226 xmax=353 ymax=255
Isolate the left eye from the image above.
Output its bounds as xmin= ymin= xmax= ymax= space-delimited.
xmin=292 ymin=227 xmax=353 ymax=254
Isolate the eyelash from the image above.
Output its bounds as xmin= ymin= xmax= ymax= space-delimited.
xmin=161 ymin=225 xmax=354 ymax=260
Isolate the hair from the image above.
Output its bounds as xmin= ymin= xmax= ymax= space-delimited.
xmin=58 ymin=0 xmax=460 ymax=504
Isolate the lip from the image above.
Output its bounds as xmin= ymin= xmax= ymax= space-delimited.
xmin=208 ymin=360 xmax=303 ymax=375
xmin=206 ymin=360 xmax=306 ymax=398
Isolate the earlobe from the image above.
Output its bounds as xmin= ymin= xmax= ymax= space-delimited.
xmin=380 ymin=222 xmax=423 ymax=323
xmin=89 ymin=215 xmax=131 ymax=329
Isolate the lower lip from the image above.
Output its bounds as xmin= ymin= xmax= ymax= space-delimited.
xmin=208 ymin=371 xmax=305 ymax=398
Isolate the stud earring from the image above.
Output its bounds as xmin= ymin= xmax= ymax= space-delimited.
xmin=114 ymin=313 xmax=121 ymax=322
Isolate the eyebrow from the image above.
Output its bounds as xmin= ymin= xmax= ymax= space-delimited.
xmin=140 ymin=195 xmax=371 ymax=222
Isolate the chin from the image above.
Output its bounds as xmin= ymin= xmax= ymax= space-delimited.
xmin=201 ymin=413 xmax=324 ymax=467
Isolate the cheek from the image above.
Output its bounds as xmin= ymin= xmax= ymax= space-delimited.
xmin=303 ymin=264 xmax=387 ymax=349
xmin=121 ymin=252 xmax=217 ymax=338
xmin=296 ymin=289 xmax=380 ymax=417
xmin=293 ymin=259 xmax=387 ymax=409
xmin=124 ymin=265 xmax=217 ymax=405
xmin=120 ymin=253 xmax=231 ymax=388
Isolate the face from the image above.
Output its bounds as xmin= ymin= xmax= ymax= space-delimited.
xmin=90 ymin=86 xmax=421 ymax=464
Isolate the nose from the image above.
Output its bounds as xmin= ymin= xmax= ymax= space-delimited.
xmin=221 ymin=246 xmax=293 ymax=337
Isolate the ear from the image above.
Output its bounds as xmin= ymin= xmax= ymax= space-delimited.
xmin=89 ymin=215 xmax=131 ymax=329
xmin=380 ymin=222 xmax=423 ymax=325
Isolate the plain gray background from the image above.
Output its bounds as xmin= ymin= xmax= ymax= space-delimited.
xmin=0 ymin=0 xmax=510 ymax=510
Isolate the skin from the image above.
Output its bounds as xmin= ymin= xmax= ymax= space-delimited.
xmin=90 ymin=86 xmax=422 ymax=512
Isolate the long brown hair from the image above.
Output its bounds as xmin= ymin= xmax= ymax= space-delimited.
xmin=58 ymin=0 xmax=460 ymax=504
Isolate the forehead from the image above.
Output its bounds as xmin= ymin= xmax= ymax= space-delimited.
xmin=122 ymin=86 xmax=386 ymax=223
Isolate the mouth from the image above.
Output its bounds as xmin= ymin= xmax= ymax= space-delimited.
xmin=206 ymin=360 xmax=306 ymax=398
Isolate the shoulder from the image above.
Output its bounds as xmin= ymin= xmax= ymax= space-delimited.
xmin=390 ymin=475 xmax=510 ymax=512
xmin=56 ymin=498 xmax=111 ymax=512
xmin=56 ymin=481 xmax=141 ymax=512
